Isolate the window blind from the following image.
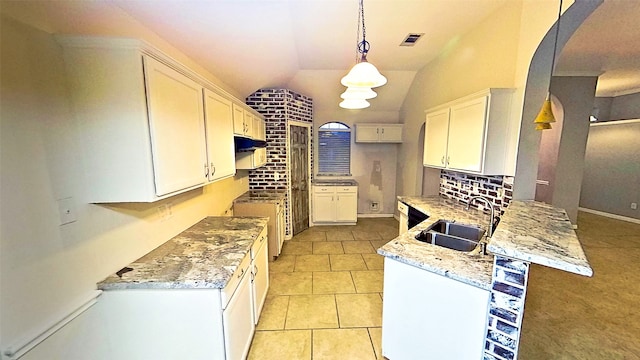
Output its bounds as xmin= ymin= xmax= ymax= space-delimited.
xmin=318 ymin=130 xmax=350 ymax=175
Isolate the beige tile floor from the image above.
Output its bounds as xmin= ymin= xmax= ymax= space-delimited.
xmin=248 ymin=217 xmax=396 ymax=360
xmin=520 ymin=211 xmax=640 ymax=359
xmin=248 ymin=212 xmax=640 ymax=359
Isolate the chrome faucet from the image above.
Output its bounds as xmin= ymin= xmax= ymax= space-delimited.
xmin=466 ymin=195 xmax=495 ymax=239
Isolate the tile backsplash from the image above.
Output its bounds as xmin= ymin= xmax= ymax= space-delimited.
xmin=439 ymin=170 xmax=513 ymax=219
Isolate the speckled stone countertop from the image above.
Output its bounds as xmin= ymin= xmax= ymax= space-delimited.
xmin=313 ymin=179 xmax=358 ymax=186
xmin=98 ymin=216 xmax=268 ymax=290
xmin=488 ymin=201 xmax=593 ymax=276
xmin=379 ymin=196 xmax=495 ymax=290
xmin=234 ymin=190 xmax=286 ymax=203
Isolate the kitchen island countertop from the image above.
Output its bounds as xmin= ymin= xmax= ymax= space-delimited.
xmin=98 ymin=216 xmax=268 ymax=290
xmin=379 ymin=196 xmax=495 ymax=290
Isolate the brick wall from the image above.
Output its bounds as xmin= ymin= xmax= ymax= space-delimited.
xmin=246 ymin=89 xmax=313 ymax=237
xmin=439 ymin=170 xmax=514 ymax=218
xmin=484 ymin=256 xmax=530 ymax=360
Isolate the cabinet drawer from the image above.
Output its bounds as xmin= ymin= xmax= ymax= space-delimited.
xmin=398 ymin=201 xmax=408 ymax=214
xmin=314 ymin=186 xmax=333 ymax=193
xmin=221 ymin=251 xmax=252 ymax=308
xmin=250 ymin=226 xmax=268 ymax=260
xmin=336 ymin=186 xmax=356 ymax=193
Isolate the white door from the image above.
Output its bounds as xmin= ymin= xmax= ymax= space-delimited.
xmin=252 ymin=241 xmax=270 ymax=324
xmin=313 ymin=192 xmax=335 ymax=222
xmin=203 ymin=89 xmax=236 ymax=182
xmin=223 ymin=270 xmax=255 ymax=360
xmin=447 ymin=96 xmax=488 ymax=172
xmin=424 ymin=109 xmax=450 ymax=167
xmin=232 ymin=103 xmax=245 ymax=136
xmin=144 ymin=56 xmax=206 ymax=196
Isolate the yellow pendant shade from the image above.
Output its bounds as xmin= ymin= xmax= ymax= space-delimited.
xmin=533 ymin=99 xmax=556 ymax=124
xmin=535 ymin=122 xmax=553 ymax=131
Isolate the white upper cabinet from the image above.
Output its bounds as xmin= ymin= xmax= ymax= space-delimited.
xmin=203 ymin=89 xmax=236 ymax=182
xmin=355 ymin=124 xmax=403 ymax=143
xmin=423 ymin=88 xmax=515 ymax=175
xmin=144 ymin=56 xmax=207 ymax=196
xmin=233 ymin=104 xmax=265 ymax=140
xmin=57 ymin=36 xmax=255 ymax=202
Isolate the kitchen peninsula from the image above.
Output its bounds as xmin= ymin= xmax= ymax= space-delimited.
xmin=379 ymin=196 xmax=592 ymax=360
xmin=97 ymin=216 xmax=269 ymax=360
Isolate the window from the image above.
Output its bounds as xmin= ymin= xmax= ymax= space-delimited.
xmin=318 ymin=122 xmax=351 ymax=175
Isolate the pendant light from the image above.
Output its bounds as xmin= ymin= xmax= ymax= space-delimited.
xmin=339 ymin=0 xmax=386 ymax=109
xmin=339 ymin=98 xmax=371 ymax=110
xmin=534 ymin=0 xmax=563 ymax=130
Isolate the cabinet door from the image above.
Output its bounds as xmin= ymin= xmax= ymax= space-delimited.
xmin=223 ymin=270 xmax=255 ymax=360
xmin=447 ymin=96 xmax=488 ymax=172
xmin=313 ymin=192 xmax=335 ymax=222
xmin=253 ymin=117 xmax=266 ymax=141
xmin=335 ymin=192 xmax=357 ymax=222
xmin=251 ymin=240 xmax=270 ymax=325
xmin=424 ymin=109 xmax=450 ymax=167
xmin=355 ymin=124 xmax=381 ymax=142
xmin=379 ymin=125 xmax=403 ymax=143
xmin=144 ymin=56 xmax=206 ymax=196
xmin=203 ymin=89 xmax=236 ymax=182
xmin=232 ymin=103 xmax=245 ymax=136
xmin=243 ymin=111 xmax=254 ymax=138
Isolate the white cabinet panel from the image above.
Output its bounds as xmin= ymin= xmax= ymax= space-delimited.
xmin=382 ymin=258 xmax=490 ymax=359
xmin=203 ymin=89 xmax=236 ymax=181
xmin=251 ymin=236 xmax=269 ymax=324
xmin=423 ymin=109 xmax=450 ymax=167
xmin=144 ymin=56 xmax=207 ymax=196
xmin=232 ymin=103 xmax=246 ymax=136
xmin=312 ymin=186 xmax=357 ymax=224
xmin=423 ymin=88 xmax=515 ymax=175
xmin=355 ymin=124 xmax=403 ymax=143
xmin=447 ymin=96 xmax=488 ymax=172
xmin=223 ymin=267 xmax=255 ymax=360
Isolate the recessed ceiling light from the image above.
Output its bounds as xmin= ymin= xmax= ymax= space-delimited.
xmin=400 ymin=33 xmax=424 ymax=46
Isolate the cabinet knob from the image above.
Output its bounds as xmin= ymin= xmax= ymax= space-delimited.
xmin=237 ymin=267 xmax=245 ymax=279
xmin=441 ymin=156 xmax=445 ymax=165
xmin=210 ymin=163 xmax=216 ymax=176
xmin=204 ymin=163 xmax=209 ymax=177
xmin=447 ymin=156 xmax=450 ymax=165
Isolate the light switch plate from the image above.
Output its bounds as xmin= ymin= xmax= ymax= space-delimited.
xmin=57 ymin=197 xmax=77 ymax=225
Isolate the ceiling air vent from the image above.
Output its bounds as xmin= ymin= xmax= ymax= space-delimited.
xmin=400 ymin=33 xmax=424 ymax=46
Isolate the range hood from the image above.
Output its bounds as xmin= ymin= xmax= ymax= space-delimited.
xmin=234 ymin=136 xmax=267 ymax=152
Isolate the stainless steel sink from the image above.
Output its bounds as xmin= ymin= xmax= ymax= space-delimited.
xmin=427 ymin=220 xmax=485 ymax=241
xmin=415 ymin=220 xmax=486 ymax=252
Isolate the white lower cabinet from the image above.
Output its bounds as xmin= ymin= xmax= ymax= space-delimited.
xmin=312 ymin=185 xmax=358 ymax=224
xmin=250 ymin=231 xmax=269 ymax=324
xmin=223 ymin=266 xmax=255 ymax=360
xmin=381 ymin=258 xmax=490 ymax=359
xmin=100 ymin=228 xmax=270 ymax=360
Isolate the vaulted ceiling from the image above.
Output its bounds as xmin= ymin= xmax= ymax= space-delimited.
xmin=2 ymin=0 xmax=638 ymax=110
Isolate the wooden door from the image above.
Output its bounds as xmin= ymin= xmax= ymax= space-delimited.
xmin=290 ymin=125 xmax=310 ymax=235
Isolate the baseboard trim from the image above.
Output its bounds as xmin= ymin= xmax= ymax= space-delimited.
xmin=579 ymin=207 xmax=640 ymax=225
xmin=357 ymin=213 xmax=394 ymax=218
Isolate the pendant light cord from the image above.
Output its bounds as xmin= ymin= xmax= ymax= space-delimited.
xmin=356 ymin=0 xmax=370 ymax=61
xmin=550 ymin=0 xmax=563 ymax=78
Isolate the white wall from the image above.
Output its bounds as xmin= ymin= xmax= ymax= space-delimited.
xmin=398 ymin=0 xmax=523 ymax=197
xmin=314 ymin=109 xmax=400 ymax=215
xmin=580 ymin=120 xmax=640 ymax=220
xmin=0 ymin=14 xmax=248 ymax=357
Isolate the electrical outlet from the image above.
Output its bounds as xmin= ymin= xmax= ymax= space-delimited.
xmin=274 ymin=172 xmax=280 ymax=181
xmin=632 ymin=202 xmax=638 ymax=210
xmin=370 ymin=202 xmax=379 ymax=211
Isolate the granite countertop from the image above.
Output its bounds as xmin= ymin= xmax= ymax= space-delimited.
xmin=234 ymin=190 xmax=286 ymax=203
xmin=313 ymin=179 xmax=358 ymax=186
xmin=488 ymin=201 xmax=593 ymax=276
xmin=98 ymin=216 xmax=268 ymax=290
xmin=378 ymin=196 xmax=495 ymax=290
